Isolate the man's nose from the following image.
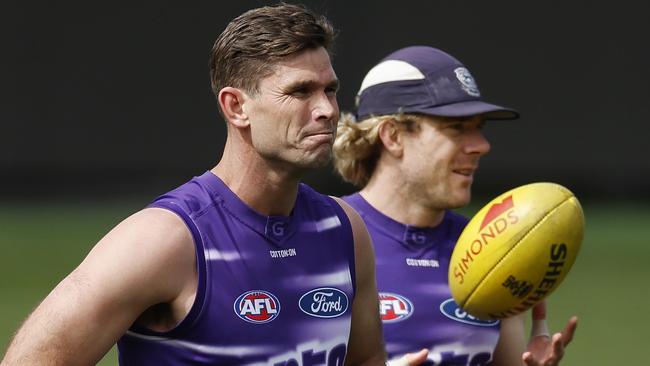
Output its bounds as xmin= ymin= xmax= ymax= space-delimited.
xmin=465 ymin=129 xmax=491 ymax=156
xmin=313 ymin=91 xmax=338 ymax=122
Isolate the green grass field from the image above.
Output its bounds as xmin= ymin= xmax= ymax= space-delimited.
xmin=1 ymin=199 xmax=649 ymax=364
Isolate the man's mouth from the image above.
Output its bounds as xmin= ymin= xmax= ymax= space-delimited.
xmin=303 ymin=131 xmax=334 ymax=146
xmin=304 ymin=131 xmax=334 ymax=139
xmin=452 ymin=167 xmax=477 ymax=177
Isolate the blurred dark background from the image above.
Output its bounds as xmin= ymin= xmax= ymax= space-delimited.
xmin=2 ymin=0 xmax=648 ymax=203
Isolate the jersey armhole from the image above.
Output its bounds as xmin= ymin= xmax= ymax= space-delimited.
xmin=326 ymin=196 xmax=357 ymax=300
xmin=127 ymin=201 xmax=208 ymax=338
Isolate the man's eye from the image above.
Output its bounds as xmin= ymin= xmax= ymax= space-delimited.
xmin=290 ymin=88 xmax=309 ymax=97
xmin=449 ymin=123 xmax=464 ymax=131
xmin=325 ymin=87 xmax=338 ymax=95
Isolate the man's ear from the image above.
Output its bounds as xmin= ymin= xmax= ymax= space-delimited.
xmin=378 ymin=120 xmax=405 ymax=158
xmin=218 ymin=87 xmax=249 ymax=128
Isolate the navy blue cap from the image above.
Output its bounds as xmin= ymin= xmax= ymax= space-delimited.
xmin=356 ymin=46 xmax=519 ymax=121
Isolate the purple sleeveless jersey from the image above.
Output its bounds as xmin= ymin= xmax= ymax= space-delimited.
xmin=343 ymin=193 xmax=500 ymax=366
xmin=117 ymin=172 xmax=356 ymax=365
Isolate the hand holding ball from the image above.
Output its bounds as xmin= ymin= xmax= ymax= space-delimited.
xmin=448 ymin=183 xmax=584 ymax=319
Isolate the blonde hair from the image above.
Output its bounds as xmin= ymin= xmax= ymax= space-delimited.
xmin=333 ymin=112 xmax=417 ymax=187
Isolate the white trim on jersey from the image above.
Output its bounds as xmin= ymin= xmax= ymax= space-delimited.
xmin=315 ymin=215 xmax=342 ymax=232
xmin=125 ymin=331 xmax=278 ymax=356
xmin=284 ymin=267 xmax=352 ymax=287
xmin=205 ymin=248 xmax=242 ymax=261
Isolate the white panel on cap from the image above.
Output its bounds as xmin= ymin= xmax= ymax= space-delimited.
xmin=357 ymin=60 xmax=425 ymax=95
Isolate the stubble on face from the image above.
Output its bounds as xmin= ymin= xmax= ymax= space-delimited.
xmin=245 ymin=47 xmax=339 ymax=171
xmin=401 ymin=115 xmax=485 ymax=211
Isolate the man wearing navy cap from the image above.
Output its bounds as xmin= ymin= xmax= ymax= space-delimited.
xmin=333 ymin=46 xmax=577 ymax=366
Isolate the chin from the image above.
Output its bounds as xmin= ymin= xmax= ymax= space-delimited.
xmin=445 ymin=200 xmax=469 ymax=210
xmin=296 ymin=152 xmax=332 ymax=169
xmin=447 ymin=191 xmax=472 ymax=209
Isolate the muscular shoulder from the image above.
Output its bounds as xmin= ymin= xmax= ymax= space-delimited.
xmin=0 ymin=207 xmax=198 ymax=365
xmin=127 ymin=208 xmax=193 ymax=245
xmin=82 ymin=207 xmax=196 ymax=305
xmin=100 ymin=208 xmax=193 ymax=259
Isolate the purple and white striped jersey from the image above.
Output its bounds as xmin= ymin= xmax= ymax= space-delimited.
xmin=343 ymin=193 xmax=500 ymax=366
xmin=117 ymin=172 xmax=356 ymax=365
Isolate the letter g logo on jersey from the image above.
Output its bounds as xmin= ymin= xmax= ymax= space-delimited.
xmin=299 ymin=288 xmax=349 ymax=318
xmin=234 ymin=290 xmax=281 ymax=324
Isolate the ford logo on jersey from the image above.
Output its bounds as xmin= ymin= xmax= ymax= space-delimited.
xmin=234 ymin=290 xmax=281 ymax=324
xmin=299 ymin=287 xmax=349 ymax=318
xmin=379 ymin=292 xmax=414 ymax=322
xmin=439 ymin=298 xmax=499 ymax=326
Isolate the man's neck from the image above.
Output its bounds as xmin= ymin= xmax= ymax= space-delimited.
xmin=212 ymin=145 xmax=303 ymax=217
xmin=360 ymin=170 xmax=445 ymax=228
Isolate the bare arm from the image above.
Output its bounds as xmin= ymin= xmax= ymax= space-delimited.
xmin=333 ymin=198 xmax=386 ymax=366
xmin=1 ymin=208 xmax=196 ymax=366
xmin=490 ymin=313 xmax=527 ymax=366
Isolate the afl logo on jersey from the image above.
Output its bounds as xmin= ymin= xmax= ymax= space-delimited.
xmin=379 ymin=292 xmax=414 ymax=322
xmin=299 ymin=287 xmax=349 ymax=318
xmin=439 ymin=298 xmax=499 ymax=327
xmin=234 ymin=290 xmax=281 ymax=324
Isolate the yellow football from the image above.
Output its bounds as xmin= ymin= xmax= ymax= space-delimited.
xmin=448 ymin=182 xmax=584 ymax=320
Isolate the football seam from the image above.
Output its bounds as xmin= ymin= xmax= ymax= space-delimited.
xmin=463 ymin=194 xmax=573 ymax=310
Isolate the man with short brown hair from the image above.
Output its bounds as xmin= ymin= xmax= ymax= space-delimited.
xmin=2 ymin=4 xmax=422 ymax=365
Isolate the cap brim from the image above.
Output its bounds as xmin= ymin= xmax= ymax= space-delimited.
xmin=421 ymin=100 xmax=519 ymax=120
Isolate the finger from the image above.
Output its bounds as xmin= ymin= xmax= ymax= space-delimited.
xmin=522 ymin=351 xmax=538 ymax=366
xmin=531 ymin=319 xmax=550 ymax=339
xmin=532 ymin=300 xmax=547 ymax=321
xmin=405 ymin=349 xmax=428 ymax=366
xmin=530 ymin=302 xmax=550 ymax=339
xmin=551 ymin=333 xmax=565 ymax=361
xmin=561 ymin=315 xmax=578 ymax=346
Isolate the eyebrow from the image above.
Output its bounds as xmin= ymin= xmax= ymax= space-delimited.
xmin=284 ymin=78 xmax=340 ymax=93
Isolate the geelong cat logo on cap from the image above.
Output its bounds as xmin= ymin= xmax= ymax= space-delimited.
xmin=454 ymin=67 xmax=480 ymax=97
xmin=234 ymin=290 xmax=280 ymax=324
